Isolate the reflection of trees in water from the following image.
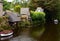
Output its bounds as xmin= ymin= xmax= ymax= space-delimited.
xmin=1 ymin=20 xmax=60 ymax=41
xmin=39 ymin=24 xmax=59 ymax=41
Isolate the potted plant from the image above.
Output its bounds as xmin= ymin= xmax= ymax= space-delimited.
xmin=0 ymin=17 xmax=13 ymax=36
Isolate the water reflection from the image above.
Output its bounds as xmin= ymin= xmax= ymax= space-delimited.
xmin=0 ymin=35 xmax=13 ymax=41
xmin=9 ymin=35 xmax=37 ymax=41
xmin=0 ymin=23 xmax=58 ymax=41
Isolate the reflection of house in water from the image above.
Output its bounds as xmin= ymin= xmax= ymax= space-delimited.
xmin=20 ymin=8 xmax=30 ymax=21
xmin=1 ymin=35 xmax=13 ymax=40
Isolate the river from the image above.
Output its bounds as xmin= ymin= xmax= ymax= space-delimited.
xmin=0 ymin=23 xmax=60 ymax=41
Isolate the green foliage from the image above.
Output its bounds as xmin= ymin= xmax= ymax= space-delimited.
xmin=20 ymin=21 xmax=30 ymax=27
xmin=3 ymin=0 xmax=11 ymax=11
xmin=14 ymin=4 xmax=21 ymax=13
xmin=29 ymin=0 xmax=57 ymax=11
xmin=31 ymin=11 xmax=45 ymax=21
xmin=29 ymin=0 xmax=60 ymax=22
xmin=0 ymin=17 xmax=4 ymax=24
xmin=30 ymin=11 xmax=46 ymax=24
xmin=19 ymin=0 xmax=30 ymax=8
xmin=55 ymin=0 xmax=60 ymax=21
xmin=1 ymin=24 xmax=11 ymax=30
xmin=0 ymin=17 xmax=12 ymax=31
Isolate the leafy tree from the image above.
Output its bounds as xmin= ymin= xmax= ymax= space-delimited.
xmin=29 ymin=0 xmax=59 ymax=22
xmin=14 ymin=3 xmax=21 ymax=13
xmin=3 ymin=0 xmax=11 ymax=11
xmin=55 ymin=0 xmax=60 ymax=20
xmin=29 ymin=0 xmax=58 ymax=11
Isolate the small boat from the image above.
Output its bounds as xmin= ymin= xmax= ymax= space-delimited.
xmin=0 ymin=30 xmax=13 ymax=36
xmin=1 ymin=35 xmax=13 ymax=40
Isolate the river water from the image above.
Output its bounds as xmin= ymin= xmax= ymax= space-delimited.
xmin=0 ymin=23 xmax=60 ymax=41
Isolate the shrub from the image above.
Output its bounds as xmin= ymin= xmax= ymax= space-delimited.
xmin=30 ymin=11 xmax=46 ymax=24
xmin=14 ymin=5 xmax=21 ymax=13
xmin=0 ymin=17 xmax=4 ymax=24
xmin=0 ymin=17 xmax=12 ymax=31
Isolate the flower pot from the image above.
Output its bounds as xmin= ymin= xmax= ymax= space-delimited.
xmin=0 ymin=30 xmax=13 ymax=36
